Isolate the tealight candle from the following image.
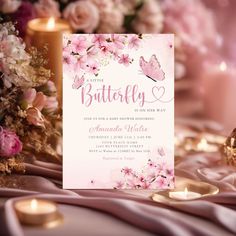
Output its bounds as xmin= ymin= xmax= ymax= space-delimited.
xmin=196 ymin=138 xmax=218 ymax=152
xmin=169 ymin=187 xmax=202 ymax=200
xmin=26 ymin=17 xmax=72 ymax=104
xmin=15 ymin=199 xmax=60 ymax=226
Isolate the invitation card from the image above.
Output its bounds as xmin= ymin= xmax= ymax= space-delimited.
xmin=63 ymin=34 xmax=174 ymax=189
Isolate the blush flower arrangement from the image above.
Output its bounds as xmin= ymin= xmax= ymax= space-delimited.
xmin=0 ymin=0 xmax=220 ymax=80
xmin=0 ymin=21 xmax=61 ymax=174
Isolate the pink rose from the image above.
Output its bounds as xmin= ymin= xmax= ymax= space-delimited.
xmin=161 ymin=0 xmax=220 ymax=78
xmin=26 ymin=107 xmax=45 ymax=128
xmin=90 ymin=0 xmax=113 ymax=11
xmin=132 ymin=0 xmax=163 ymax=33
xmin=0 ymin=126 xmax=22 ymax=157
xmin=63 ymin=1 xmax=99 ymax=33
xmin=34 ymin=0 xmax=61 ymax=18
xmin=97 ymin=9 xmax=124 ymax=33
xmin=0 ymin=0 xmax=21 ymax=14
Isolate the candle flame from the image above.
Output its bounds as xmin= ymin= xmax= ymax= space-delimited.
xmin=31 ymin=199 xmax=38 ymax=211
xmin=184 ymin=187 xmax=188 ymax=195
xmin=220 ymin=61 xmax=227 ymax=72
xmin=47 ymin=17 xmax=55 ymax=30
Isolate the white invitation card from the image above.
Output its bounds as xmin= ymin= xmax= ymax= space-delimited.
xmin=63 ymin=34 xmax=174 ymax=189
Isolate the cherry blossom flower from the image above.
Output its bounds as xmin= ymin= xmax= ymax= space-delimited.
xmin=164 ymin=167 xmax=174 ymax=177
xmin=126 ymin=177 xmax=139 ymax=189
xmin=111 ymin=49 xmax=121 ymax=61
xmin=100 ymin=43 xmax=112 ymax=56
xmin=75 ymin=55 xmax=87 ymax=70
xmin=118 ymin=54 xmax=131 ymax=66
xmin=113 ymin=147 xmax=174 ymax=189
xmin=92 ymin=34 xmax=107 ymax=47
xmin=87 ymin=46 xmax=98 ymax=59
xmin=121 ymin=167 xmax=133 ymax=176
xmin=137 ymin=174 xmax=145 ymax=183
xmin=128 ymin=35 xmax=141 ymax=50
xmin=63 ymin=51 xmax=76 ymax=70
xmin=71 ymin=36 xmax=87 ymax=55
xmin=155 ymin=176 xmax=167 ymax=188
xmin=141 ymin=181 xmax=151 ymax=189
xmin=111 ymin=34 xmax=125 ymax=49
xmin=147 ymin=159 xmax=156 ymax=168
xmin=114 ymin=181 xmax=124 ymax=189
xmin=86 ymin=61 xmax=99 ymax=75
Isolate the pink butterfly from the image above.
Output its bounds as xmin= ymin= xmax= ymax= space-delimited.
xmin=139 ymin=54 xmax=165 ymax=82
xmin=72 ymin=75 xmax=85 ymax=89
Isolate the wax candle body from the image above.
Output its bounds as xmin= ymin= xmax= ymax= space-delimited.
xmin=203 ymin=63 xmax=236 ymax=134
xmin=26 ymin=18 xmax=71 ymax=104
xmin=169 ymin=190 xmax=201 ymax=200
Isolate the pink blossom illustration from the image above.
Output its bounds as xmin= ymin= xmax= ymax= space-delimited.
xmin=155 ymin=176 xmax=168 ymax=188
xmin=121 ymin=167 xmax=133 ymax=176
xmin=92 ymin=34 xmax=106 ymax=46
xmin=113 ymin=147 xmax=174 ymax=189
xmin=75 ymin=55 xmax=87 ymax=70
xmin=86 ymin=61 xmax=99 ymax=75
xmin=139 ymin=54 xmax=165 ymax=82
xmin=63 ymin=50 xmax=76 ymax=71
xmin=128 ymin=34 xmax=141 ymax=50
xmin=63 ymin=34 xmax=143 ymax=84
xmin=111 ymin=34 xmax=126 ymax=49
xmin=118 ymin=54 xmax=131 ymax=66
xmin=71 ymin=36 xmax=87 ymax=55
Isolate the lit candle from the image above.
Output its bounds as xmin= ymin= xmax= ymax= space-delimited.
xmin=203 ymin=61 xmax=236 ymax=134
xmin=196 ymin=138 xmax=208 ymax=151
xmin=26 ymin=17 xmax=72 ymax=104
xmin=14 ymin=199 xmax=61 ymax=226
xmin=169 ymin=187 xmax=202 ymax=200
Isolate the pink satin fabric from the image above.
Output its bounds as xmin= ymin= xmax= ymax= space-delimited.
xmin=0 ymin=120 xmax=236 ymax=236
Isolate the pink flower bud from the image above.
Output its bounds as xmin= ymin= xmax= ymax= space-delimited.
xmin=0 ymin=127 xmax=22 ymax=157
xmin=33 ymin=92 xmax=46 ymax=111
xmin=23 ymin=88 xmax=37 ymax=104
xmin=44 ymin=96 xmax=58 ymax=114
xmin=26 ymin=107 xmax=45 ymax=128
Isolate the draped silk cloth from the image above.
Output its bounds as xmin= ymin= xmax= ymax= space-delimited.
xmin=1 ymin=122 xmax=236 ymax=236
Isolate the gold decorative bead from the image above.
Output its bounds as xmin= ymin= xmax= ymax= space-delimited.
xmin=222 ymin=128 xmax=236 ymax=167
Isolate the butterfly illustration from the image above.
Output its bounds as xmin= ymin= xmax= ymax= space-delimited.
xmin=72 ymin=75 xmax=85 ymax=89
xmin=139 ymin=54 xmax=165 ymax=82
